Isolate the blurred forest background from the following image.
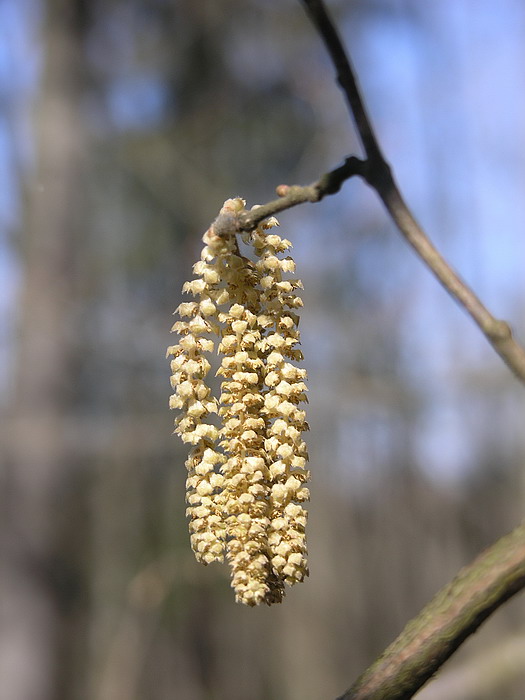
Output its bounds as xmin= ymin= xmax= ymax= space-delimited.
xmin=1 ymin=0 xmax=525 ymax=699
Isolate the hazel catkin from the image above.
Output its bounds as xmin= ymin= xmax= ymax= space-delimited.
xmin=168 ymin=198 xmax=309 ymax=605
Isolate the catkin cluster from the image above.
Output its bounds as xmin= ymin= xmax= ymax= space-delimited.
xmin=167 ymin=198 xmax=309 ymax=606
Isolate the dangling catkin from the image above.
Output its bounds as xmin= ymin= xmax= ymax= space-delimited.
xmin=167 ymin=198 xmax=309 ymax=605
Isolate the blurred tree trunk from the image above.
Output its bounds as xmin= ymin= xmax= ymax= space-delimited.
xmin=0 ymin=1 xmax=89 ymax=698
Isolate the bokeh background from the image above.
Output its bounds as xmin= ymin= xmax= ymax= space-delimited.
xmin=1 ymin=1 xmax=525 ymax=699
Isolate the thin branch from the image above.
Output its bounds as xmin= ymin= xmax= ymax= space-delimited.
xmin=336 ymin=521 xmax=525 ymax=700
xmin=233 ymin=157 xmax=367 ymax=231
xmin=218 ymin=0 xmax=525 ymax=383
xmin=299 ymin=0 xmax=383 ymax=164
xmin=375 ymin=178 xmax=525 ymax=378
xmin=299 ymin=0 xmax=525 ymax=382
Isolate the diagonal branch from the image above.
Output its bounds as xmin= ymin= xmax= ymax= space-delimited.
xmin=300 ymin=0 xmax=384 ymax=164
xmin=299 ymin=0 xmax=525 ymax=383
xmin=336 ymin=520 xmax=525 ymax=700
xmin=236 ymin=0 xmax=525 ymax=383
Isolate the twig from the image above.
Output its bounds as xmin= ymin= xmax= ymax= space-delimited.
xmin=233 ymin=157 xmax=367 ymax=231
xmin=336 ymin=521 xmax=525 ymax=700
xmin=300 ymin=0 xmax=383 ymax=164
xmin=234 ymin=0 xmax=525 ymax=382
xmin=299 ymin=0 xmax=525 ymax=383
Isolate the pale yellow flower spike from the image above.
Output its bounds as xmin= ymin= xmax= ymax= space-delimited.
xmin=168 ymin=198 xmax=309 ymax=605
xmin=250 ymin=216 xmax=310 ymax=587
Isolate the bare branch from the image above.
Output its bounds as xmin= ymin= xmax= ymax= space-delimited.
xmin=298 ymin=0 xmax=525 ymax=382
xmin=375 ymin=177 xmax=525 ymax=379
xmin=336 ymin=521 xmax=525 ymax=700
xmin=300 ymin=0 xmax=383 ymax=164
xmin=232 ymin=157 xmax=367 ymax=231
xmin=215 ymin=0 xmax=525 ymax=382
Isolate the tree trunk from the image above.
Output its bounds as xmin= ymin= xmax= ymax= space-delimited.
xmin=0 ymin=2 xmax=89 ymax=698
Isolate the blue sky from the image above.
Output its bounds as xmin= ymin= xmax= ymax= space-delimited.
xmin=0 ymin=0 xmax=40 ymax=401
